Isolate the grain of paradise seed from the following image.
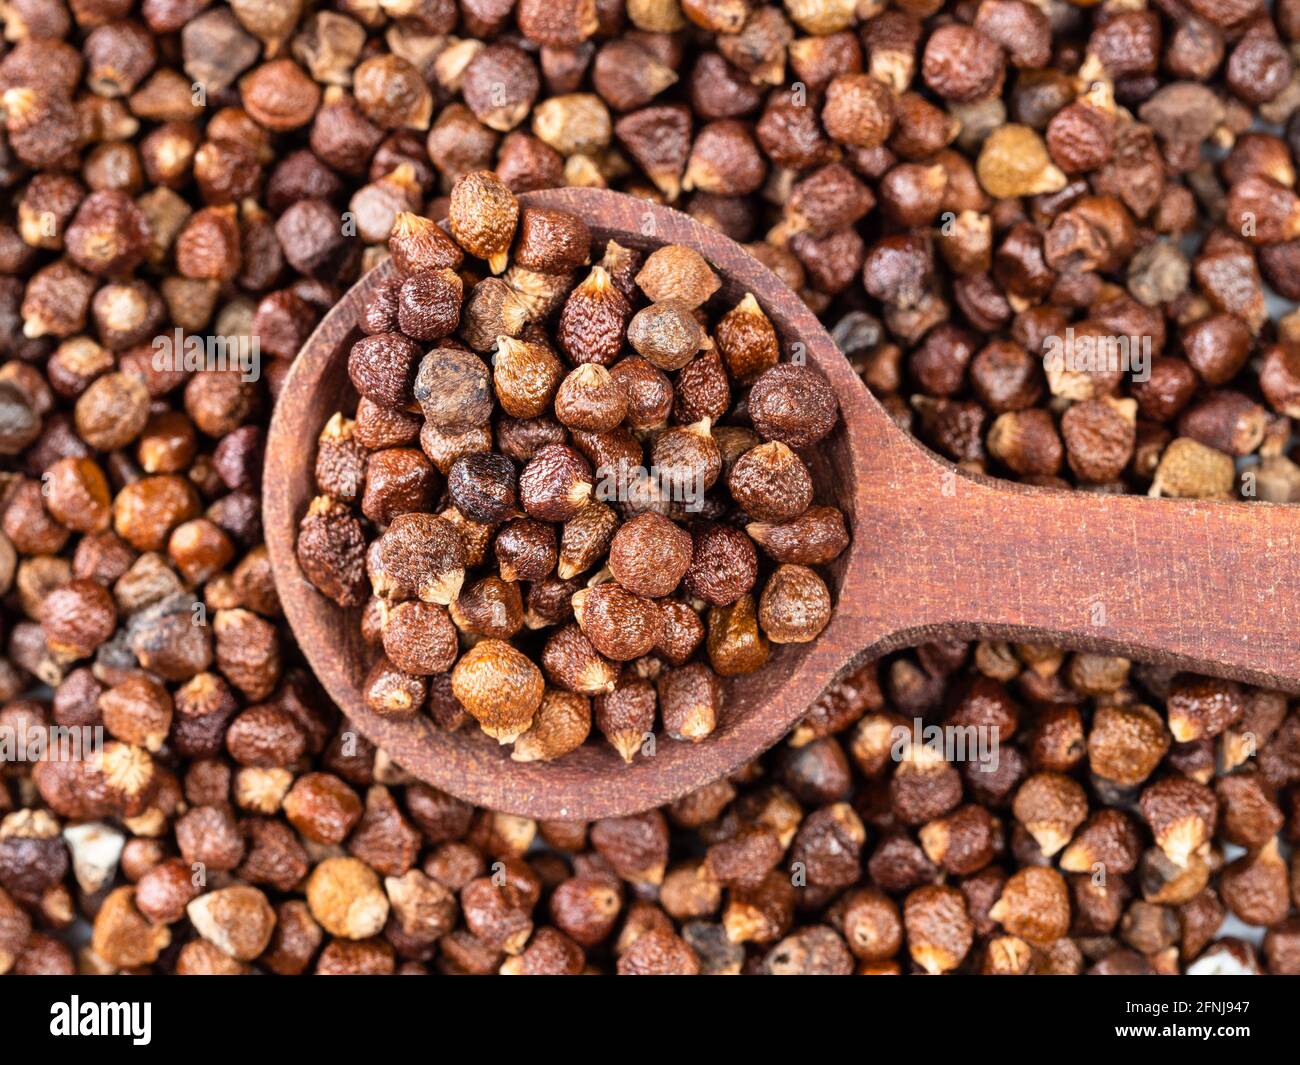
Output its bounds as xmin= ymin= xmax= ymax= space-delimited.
xmin=448 ymin=170 xmax=519 ymax=274
xmin=451 ymin=639 xmax=545 ymax=742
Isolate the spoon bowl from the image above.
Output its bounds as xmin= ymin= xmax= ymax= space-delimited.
xmin=266 ymin=187 xmax=877 ymax=819
xmin=266 ymin=187 xmax=1300 ymax=821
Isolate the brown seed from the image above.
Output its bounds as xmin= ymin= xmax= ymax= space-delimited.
xmin=610 ymin=357 xmax=673 ymax=429
xmin=354 ymin=55 xmax=433 ymax=130
xmin=557 ymin=502 xmax=619 ymax=580
xmin=447 ymin=453 xmax=517 ymax=524
xmin=114 ymin=476 xmax=201 ymax=552
xmin=314 ymin=414 xmax=367 ymax=503
xmin=706 ymin=594 xmax=770 ymax=676
xmin=297 ymin=495 xmax=369 ymax=608
xmin=746 ymin=505 xmax=849 ymax=565
xmin=397 ymin=268 xmax=463 ymax=341
xmin=595 ymin=678 xmax=656 ymax=762
xmin=1012 ymin=771 xmax=1088 ymax=857
xmin=348 ymin=332 xmax=422 ymax=411
xmin=187 ymin=886 xmax=276 ymax=962
xmin=356 ymin=399 xmax=421 ymax=450
xmin=635 ymin=245 xmax=720 ymax=308
xmin=573 ymin=584 xmax=662 ymax=661
xmin=1221 ymin=838 xmax=1289 ymax=928
xmin=42 ymin=579 xmax=117 ymax=660
xmin=512 ymin=207 xmax=591 ymax=274
xmin=492 ymin=336 xmax=564 ymax=419
xmin=988 ymin=867 xmax=1069 ymax=946
xmin=461 ymin=277 xmax=531 ymax=353
xmin=241 ymin=59 xmax=322 ymax=131
xmin=463 ymin=42 xmax=540 ymax=132
xmin=361 ymin=448 xmax=438 ymax=526
xmin=367 ymin=512 xmax=466 ymax=604
xmin=414 ymin=347 xmax=494 ymax=433
xmin=512 ymin=688 xmax=591 ymax=762
xmin=757 ymin=564 xmax=831 ymax=644
xmin=494 ymin=517 xmax=558 ymax=582
xmin=716 ymin=293 xmax=779 ymax=384
xmin=421 ymin=421 xmax=491 ymax=478
xmin=519 ymin=443 xmax=593 ymax=521
xmin=652 ymin=419 xmax=722 ymax=497
xmin=1059 ymin=808 xmax=1141 ymax=876
xmin=727 ymin=441 xmax=813 ymax=523
xmin=448 ymin=170 xmax=519 ymax=273
xmin=92 ymin=887 xmax=171 ymax=969
xmin=306 ymin=856 xmax=390 ymax=940
xmin=683 ymin=521 xmax=758 ymax=606
xmin=450 ymin=576 xmax=525 ymax=639
xmin=542 ymin=623 xmax=618 ymax=694
xmin=821 ymin=73 xmax=895 ymax=149
xmin=748 ymin=364 xmax=840 ymax=448
xmin=627 ymin=300 xmax=703 ymax=370
xmin=382 ymin=600 xmax=458 ymax=675
xmin=75 ymin=372 xmax=150 ymax=451
xmin=607 ymin=513 xmax=693 ymax=598
xmin=554 ymin=364 xmax=628 ymax=432
xmin=557 ymin=266 xmax=630 ymax=366
xmin=1140 ymin=777 xmax=1217 ymax=868
xmin=44 ymin=457 xmax=111 ymax=533
xmin=1087 ymin=702 xmax=1170 ymax=787
xmin=655 ymin=599 xmax=706 ymax=666
xmin=657 ymin=661 xmax=722 ymax=742
xmin=363 ymin=655 xmax=427 ymax=716
xmin=903 ymin=884 xmax=973 ymax=974
xmin=388 ymin=211 xmax=464 ymax=275
xmin=451 ymin=638 xmax=545 ymax=742
xmin=1166 ymin=674 xmax=1245 ymax=742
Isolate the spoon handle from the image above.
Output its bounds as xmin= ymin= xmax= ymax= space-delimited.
xmin=865 ymin=471 xmax=1300 ymax=691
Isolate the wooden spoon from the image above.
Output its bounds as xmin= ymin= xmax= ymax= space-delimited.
xmin=264 ymin=187 xmax=1300 ymax=821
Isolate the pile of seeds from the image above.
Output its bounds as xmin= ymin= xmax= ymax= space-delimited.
xmin=295 ymin=171 xmax=847 ymax=760
xmin=2 ymin=0 xmax=1300 ymax=976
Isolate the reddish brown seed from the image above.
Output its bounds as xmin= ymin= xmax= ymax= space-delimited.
xmin=367 ymin=512 xmax=467 ymax=604
xmin=627 ymin=300 xmax=703 ymax=371
xmin=573 ymin=584 xmax=662 ymax=661
xmin=413 ymin=348 xmax=494 ymax=434
xmin=382 ymin=601 xmax=458 ymax=676
xmin=747 ymin=364 xmax=840 ymax=448
xmin=492 ymin=337 xmax=564 ymax=420
xmin=610 ymin=357 xmax=673 ymax=429
xmin=683 ymin=521 xmax=758 ymax=606
xmin=557 ymin=266 xmax=630 ymax=366
xmin=297 ymin=496 xmax=369 ymax=608
xmin=758 ymin=564 xmax=832 ymax=644
xmin=363 ymin=656 xmax=427 ymax=716
xmin=657 ymin=662 xmax=722 ymax=743
xmin=512 ymin=207 xmax=591 ymax=273
xmin=449 ymin=170 xmax=519 ymax=273
xmin=727 ymin=442 xmax=813 ymax=523
xmin=519 ymin=443 xmax=593 ymax=522
xmin=607 ymin=513 xmax=693 ymax=598
xmin=450 ymin=639 xmax=545 ymax=742
xmin=554 ymin=364 xmax=628 ymax=432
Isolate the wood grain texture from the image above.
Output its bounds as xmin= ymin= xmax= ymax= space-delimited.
xmin=265 ymin=186 xmax=1300 ymax=821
